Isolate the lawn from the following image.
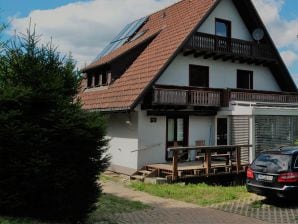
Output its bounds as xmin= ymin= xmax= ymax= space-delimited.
xmin=0 ymin=193 xmax=150 ymax=224
xmin=130 ymin=181 xmax=251 ymax=206
xmin=89 ymin=193 xmax=150 ymax=223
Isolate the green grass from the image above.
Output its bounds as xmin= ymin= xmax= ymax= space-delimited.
xmin=88 ymin=193 xmax=150 ymax=223
xmin=130 ymin=182 xmax=251 ymax=206
xmin=250 ymin=200 xmax=264 ymax=209
xmin=0 ymin=194 xmax=150 ymax=224
xmin=0 ymin=217 xmax=50 ymax=224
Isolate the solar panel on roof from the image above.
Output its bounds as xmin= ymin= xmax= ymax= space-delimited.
xmin=94 ymin=16 xmax=148 ymax=61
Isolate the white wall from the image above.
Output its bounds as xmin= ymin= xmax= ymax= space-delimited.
xmin=198 ymin=0 xmax=252 ymax=41
xmin=137 ymin=110 xmax=167 ymax=168
xmin=156 ymin=54 xmax=281 ymax=91
xmin=189 ymin=116 xmax=215 ymax=146
xmin=106 ymin=112 xmax=139 ymax=170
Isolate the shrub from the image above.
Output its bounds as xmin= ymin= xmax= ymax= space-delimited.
xmin=0 ymin=27 xmax=109 ymax=222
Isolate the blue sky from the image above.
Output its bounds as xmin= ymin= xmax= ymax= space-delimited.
xmin=0 ymin=0 xmax=88 ymax=18
xmin=0 ymin=0 xmax=298 ymax=83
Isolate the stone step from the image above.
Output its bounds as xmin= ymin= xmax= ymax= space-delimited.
xmin=138 ymin=170 xmax=152 ymax=175
xmin=130 ymin=175 xmax=145 ymax=181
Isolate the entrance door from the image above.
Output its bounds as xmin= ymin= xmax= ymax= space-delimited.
xmin=166 ymin=117 xmax=188 ymax=161
xmin=217 ymin=118 xmax=228 ymax=145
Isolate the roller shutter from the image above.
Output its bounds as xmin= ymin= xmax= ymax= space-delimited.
xmin=255 ymin=116 xmax=298 ymax=156
xmin=229 ymin=116 xmax=250 ymax=163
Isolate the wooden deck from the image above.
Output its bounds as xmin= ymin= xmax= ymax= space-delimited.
xmin=131 ymin=145 xmax=251 ymax=182
xmin=145 ymin=160 xmax=248 ymax=179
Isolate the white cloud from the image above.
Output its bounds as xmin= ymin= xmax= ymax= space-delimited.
xmin=8 ymin=0 xmax=177 ymax=68
xmin=7 ymin=0 xmax=298 ymax=73
xmin=252 ymin=0 xmax=298 ymax=66
xmin=280 ymin=50 xmax=298 ymax=67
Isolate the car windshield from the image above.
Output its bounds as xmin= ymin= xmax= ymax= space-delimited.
xmin=252 ymin=153 xmax=292 ymax=173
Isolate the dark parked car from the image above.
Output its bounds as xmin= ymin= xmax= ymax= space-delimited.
xmin=246 ymin=147 xmax=298 ymax=200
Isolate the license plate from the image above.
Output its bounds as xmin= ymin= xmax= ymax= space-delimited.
xmin=257 ymin=174 xmax=273 ymax=182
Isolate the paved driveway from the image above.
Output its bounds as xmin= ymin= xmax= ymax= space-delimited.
xmin=102 ymin=181 xmax=269 ymax=224
xmin=211 ymin=195 xmax=298 ymax=224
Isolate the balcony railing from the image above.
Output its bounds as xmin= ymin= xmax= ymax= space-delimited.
xmin=185 ymin=32 xmax=275 ymax=60
xmin=153 ymin=85 xmax=221 ymax=107
xmin=229 ymin=89 xmax=298 ymax=104
xmin=152 ymin=85 xmax=298 ymax=107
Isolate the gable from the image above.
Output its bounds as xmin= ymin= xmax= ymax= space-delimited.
xmin=198 ymin=0 xmax=252 ymax=41
xmin=80 ymin=0 xmax=297 ymax=111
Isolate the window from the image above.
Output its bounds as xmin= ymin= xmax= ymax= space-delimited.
xmin=94 ymin=74 xmax=100 ymax=86
xmin=215 ymin=18 xmax=231 ymax=38
xmin=294 ymin=156 xmax=298 ymax=168
xmin=237 ymin=70 xmax=253 ymax=89
xmin=189 ymin=65 xmax=209 ymax=87
xmin=101 ymin=72 xmax=107 ymax=86
xmin=252 ymin=153 xmax=291 ymax=173
xmin=166 ymin=117 xmax=188 ymax=161
xmin=87 ymin=74 xmax=93 ymax=88
xmin=217 ymin=118 xmax=228 ymax=145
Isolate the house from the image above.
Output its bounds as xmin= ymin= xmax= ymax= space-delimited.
xmin=80 ymin=0 xmax=298 ymax=176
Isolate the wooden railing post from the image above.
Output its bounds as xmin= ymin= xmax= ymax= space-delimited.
xmin=236 ymin=146 xmax=241 ymax=174
xmin=172 ymin=142 xmax=178 ymax=181
xmin=204 ymin=150 xmax=211 ymax=177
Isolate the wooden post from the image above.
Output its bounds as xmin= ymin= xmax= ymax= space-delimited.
xmin=172 ymin=142 xmax=178 ymax=181
xmin=236 ymin=146 xmax=241 ymax=174
xmin=204 ymin=150 xmax=211 ymax=176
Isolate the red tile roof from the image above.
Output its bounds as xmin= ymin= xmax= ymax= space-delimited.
xmin=79 ymin=0 xmax=216 ymax=111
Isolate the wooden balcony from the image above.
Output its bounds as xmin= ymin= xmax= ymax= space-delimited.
xmin=151 ymin=85 xmax=298 ymax=108
xmin=183 ymin=32 xmax=276 ymax=64
xmin=153 ymin=85 xmax=221 ymax=107
xmin=228 ymin=89 xmax=298 ymax=104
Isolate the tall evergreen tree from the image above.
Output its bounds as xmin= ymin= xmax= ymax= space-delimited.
xmin=0 ymin=26 xmax=109 ymax=223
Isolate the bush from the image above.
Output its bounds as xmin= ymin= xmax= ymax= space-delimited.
xmin=0 ymin=27 xmax=109 ymax=222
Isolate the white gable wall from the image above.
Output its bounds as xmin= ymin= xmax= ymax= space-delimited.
xmin=198 ymin=0 xmax=252 ymax=41
xmin=156 ymin=0 xmax=280 ymax=91
xmin=157 ymin=54 xmax=281 ymax=91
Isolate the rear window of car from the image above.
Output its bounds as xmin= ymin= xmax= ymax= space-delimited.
xmin=294 ymin=156 xmax=298 ymax=169
xmin=252 ymin=153 xmax=292 ymax=173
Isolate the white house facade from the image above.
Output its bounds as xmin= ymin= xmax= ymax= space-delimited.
xmin=80 ymin=0 xmax=298 ymax=175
